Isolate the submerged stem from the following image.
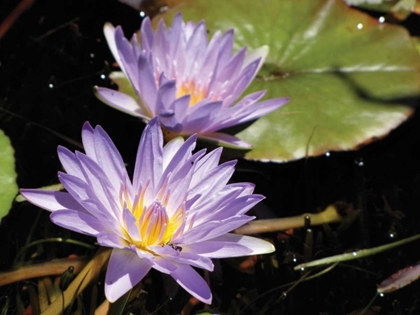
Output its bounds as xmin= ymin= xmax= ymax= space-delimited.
xmin=295 ymin=233 xmax=420 ymax=270
xmin=234 ymin=204 xmax=344 ymax=235
xmin=41 ymin=248 xmax=111 ymax=315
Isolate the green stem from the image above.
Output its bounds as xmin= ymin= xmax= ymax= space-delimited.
xmin=294 ymin=233 xmax=420 ymax=270
xmin=234 ymin=204 xmax=343 ymax=235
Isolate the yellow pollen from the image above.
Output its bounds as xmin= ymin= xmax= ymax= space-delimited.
xmin=121 ymin=186 xmax=186 ymax=251
xmin=176 ymin=80 xmax=207 ymax=106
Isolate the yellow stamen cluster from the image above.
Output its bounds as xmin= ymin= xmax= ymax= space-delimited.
xmin=176 ymin=80 xmax=207 ymax=106
xmin=119 ymin=185 xmax=185 ymax=252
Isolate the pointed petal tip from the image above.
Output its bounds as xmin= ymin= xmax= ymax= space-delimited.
xmin=19 ymin=188 xmax=31 ymax=201
xmin=82 ymin=121 xmax=94 ymax=133
xmin=103 ymin=22 xmax=115 ymax=34
xmin=141 ymin=16 xmax=152 ymax=29
xmin=199 ymin=132 xmax=252 ymax=150
xmin=149 ymin=116 xmax=159 ymax=126
xmin=257 ymin=45 xmax=269 ymax=59
xmin=105 ymin=284 xmax=122 ymax=303
xmin=171 ymin=264 xmax=213 ymax=304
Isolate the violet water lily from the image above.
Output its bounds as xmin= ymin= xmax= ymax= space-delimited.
xmin=21 ymin=117 xmax=275 ymax=304
xmin=95 ymin=13 xmax=289 ymax=149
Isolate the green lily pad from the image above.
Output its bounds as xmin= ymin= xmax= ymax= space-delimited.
xmin=160 ymin=0 xmax=420 ymax=162
xmin=412 ymin=37 xmax=420 ymax=55
xmin=0 ymin=130 xmax=17 ymax=220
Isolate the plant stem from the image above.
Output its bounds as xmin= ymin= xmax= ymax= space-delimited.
xmin=234 ymin=204 xmax=343 ymax=235
xmin=294 ymin=233 xmax=420 ymax=270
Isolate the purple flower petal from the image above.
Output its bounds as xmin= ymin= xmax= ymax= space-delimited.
xmin=97 ymin=231 xmax=128 ymax=249
xmin=176 ymin=252 xmax=214 ymax=271
xmin=105 ymin=248 xmax=151 ymax=302
xmin=188 ymin=160 xmax=236 ymax=200
xmin=190 ymin=147 xmax=223 ymax=187
xmin=178 ymin=215 xmax=254 ymax=243
xmin=233 ymin=97 xmax=291 ymax=124
xmin=114 ymin=26 xmax=139 ymax=89
xmin=19 ymin=190 xmax=87 ymax=213
xmin=81 ymin=122 xmax=97 ymax=162
xmin=97 ymin=14 xmax=289 ymax=147
xmin=50 ymin=210 xmax=107 ymax=236
xmin=137 ymin=53 xmax=158 ymax=112
xmin=122 ymin=208 xmax=141 ymax=242
xmin=198 ymin=132 xmax=252 ymax=149
xmin=58 ymin=172 xmax=120 ymax=225
xmin=22 ymin=113 xmax=275 ymax=305
xmin=57 ymin=146 xmax=84 ymax=178
xmin=215 ymin=29 xmax=234 ymax=70
xmin=170 ymin=263 xmax=212 ymax=304
xmin=242 ymin=45 xmax=269 ymax=73
xmin=184 ymin=233 xmax=275 ymax=258
xmin=92 ymin=124 xmax=130 ymax=192
xmin=162 ymin=137 xmax=185 ymax=169
xmin=133 ymin=117 xmax=163 ymax=193
xmin=104 ymin=23 xmax=125 ymax=74
xmin=94 ymin=87 xmax=149 ymax=118
xmin=144 ymin=256 xmax=178 ymax=274
xmin=140 ymin=17 xmax=154 ymax=53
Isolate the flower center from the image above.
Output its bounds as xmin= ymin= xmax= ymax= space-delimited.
xmin=120 ymin=186 xmax=185 ymax=250
xmin=139 ymin=201 xmax=168 ymax=245
xmin=176 ymin=80 xmax=207 ymax=106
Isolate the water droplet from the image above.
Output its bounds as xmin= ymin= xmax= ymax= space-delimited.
xmin=379 ymin=16 xmax=385 ymax=23
xmin=389 ymin=232 xmax=396 ymax=239
xmin=325 ymin=151 xmax=330 ymax=157
xmin=48 ymin=83 xmax=54 ymax=89
xmin=352 ymin=252 xmax=357 ymax=256
xmin=354 ymin=158 xmax=364 ymax=167
xmin=90 ymin=53 xmax=95 ymax=58
xmin=140 ymin=11 xmax=146 ymax=17
xmin=379 ymin=293 xmax=385 ymax=297
xmin=100 ymin=74 xmax=106 ymax=80
xmin=357 ymin=23 xmax=363 ymax=30
xmin=300 ymin=267 xmax=305 ymax=271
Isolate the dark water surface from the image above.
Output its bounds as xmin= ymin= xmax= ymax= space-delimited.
xmin=1 ymin=1 xmax=420 ymax=314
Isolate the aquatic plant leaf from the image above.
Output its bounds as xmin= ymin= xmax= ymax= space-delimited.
xmin=0 ymin=129 xmax=17 ymax=220
xmin=412 ymin=37 xmax=420 ymax=55
xmin=378 ymin=264 xmax=420 ymax=293
xmin=160 ymin=0 xmax=420 ymax=162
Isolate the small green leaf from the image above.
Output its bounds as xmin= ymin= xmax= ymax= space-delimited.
xmin=161 ymin=0 xmax=420 ymax=162
xmin=0 ymin=129 xmax=17 ymax=220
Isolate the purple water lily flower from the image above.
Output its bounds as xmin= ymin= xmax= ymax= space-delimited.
xmin=21 ymin=117 xmax=275 ymax=304
xmin=95 ymin=13 xmax=289 ymax=149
